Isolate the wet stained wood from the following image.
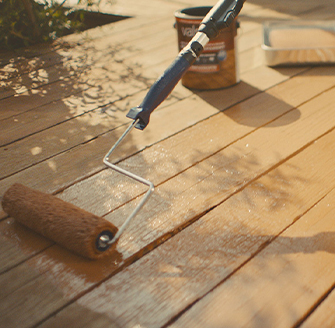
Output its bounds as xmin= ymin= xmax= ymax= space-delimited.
xmin=37 ymin=126 xmax=335 ymax=328
xmin=2 ymin=67 xmax=334 ymax=224
xmin=53 ymin=84 xmax=335 ymax=220
xmin=0 ymin=94 xmax=217 ymax=195
xmin=1 ymin=0 xmax=335 ymax=327
xmin=1 ymin=84 xmax=335 ymax=326
xmin=0 ymin=87 xmax=188 ymax=179
xmin=4 ymin=63 xmax=333 ymax=182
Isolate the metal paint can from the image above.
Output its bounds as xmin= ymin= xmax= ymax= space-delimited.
xmin=175 ymin=6 xmax=239 ymax=90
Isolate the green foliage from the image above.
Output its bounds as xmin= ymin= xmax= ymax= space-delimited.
xmin=0 ymin=0 xmax=95 ymax=50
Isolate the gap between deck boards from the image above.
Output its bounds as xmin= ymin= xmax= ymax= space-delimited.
xmin=36 ymin=123 xmax=335 ymax=328
xmin=1 ymin=83 xmax=335 ymax=327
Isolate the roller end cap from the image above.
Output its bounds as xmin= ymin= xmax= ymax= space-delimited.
xmin=95 ymin=230 xmax=116 ymax=252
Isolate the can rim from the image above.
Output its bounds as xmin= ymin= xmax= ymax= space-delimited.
xmin=175 ymin=6 xmax=212 ymax=20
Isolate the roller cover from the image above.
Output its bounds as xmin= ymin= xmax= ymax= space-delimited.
xmin=2 ymin=183 xmax=118 ymax=260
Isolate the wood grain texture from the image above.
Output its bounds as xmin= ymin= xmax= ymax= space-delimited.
xmin=2 ymin=1 xmax=335 ymax=327
xmin=39 ymin=122 xmax=335 ymax=328
xmin=300 ymin=288 xmax=335 ymax=328
xmin=2 ymin=84 xmax=335 ymax=327
xmin=171 ymin=182 xmax=335 ymax=328
xmin=3 ymin=61 xmax=333 ymax=224
xmin=4 ymin=59 xmax=320 ymax=182
xmin=0 ymin=16 xmax=177 ymax=126
xmin=4 ymin=67 xmax=334 ymax=264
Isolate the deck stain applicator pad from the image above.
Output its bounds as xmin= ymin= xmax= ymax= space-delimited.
xmin=2 ymin=183 xmax=118 ymax=260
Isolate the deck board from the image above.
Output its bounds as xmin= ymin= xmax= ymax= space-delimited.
xmin=36 ymin=125 xmax=335 ymax=328
xmin=170 ymin=180 xmax=335 ymax=328
xmin=2 ymin=84 xmax=335 ymax=326
xmin=1 ymin=0 xmax=335 ymax=327
xmin=300 ymin=288 xmax=335 ymax=328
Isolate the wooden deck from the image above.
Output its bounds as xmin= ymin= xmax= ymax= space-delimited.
xmin=1 ymin=0 xmax=335 ymax=327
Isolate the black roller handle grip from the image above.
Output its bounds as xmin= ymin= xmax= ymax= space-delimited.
xmin=126 ymin=48 xmax=199 ymax=130
xmin=127 ymin=0 xmax=245 ymax=130
xmin=199 ymin=0 xmax=245 ymax=39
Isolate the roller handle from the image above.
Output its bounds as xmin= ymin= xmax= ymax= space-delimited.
xmin=126 ymin=49 xmax=197 ymax=130
xmin=199 ymin=0 xmax=245 ymax=39
xmin=126 ymin=0 xmax=245 ymax=130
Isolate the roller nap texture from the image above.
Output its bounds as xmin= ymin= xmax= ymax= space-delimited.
xmin=2 ymin=183 xmax=118 ymax=260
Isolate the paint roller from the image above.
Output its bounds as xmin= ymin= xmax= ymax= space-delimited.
xmin=2 ymin=0 xmax=245 ymax=260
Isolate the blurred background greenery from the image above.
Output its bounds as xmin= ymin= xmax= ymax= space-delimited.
xmin=0 ymin=0 xmax=98 ymax=50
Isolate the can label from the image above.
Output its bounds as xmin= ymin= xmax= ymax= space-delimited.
xmin=176 ymin=19 xmax=235 ymax=74
xmin=175 ymin=7 xmax=239 ymax=89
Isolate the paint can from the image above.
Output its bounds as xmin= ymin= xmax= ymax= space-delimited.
xmin=175 ymin=6 xmax=239 ymax=90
